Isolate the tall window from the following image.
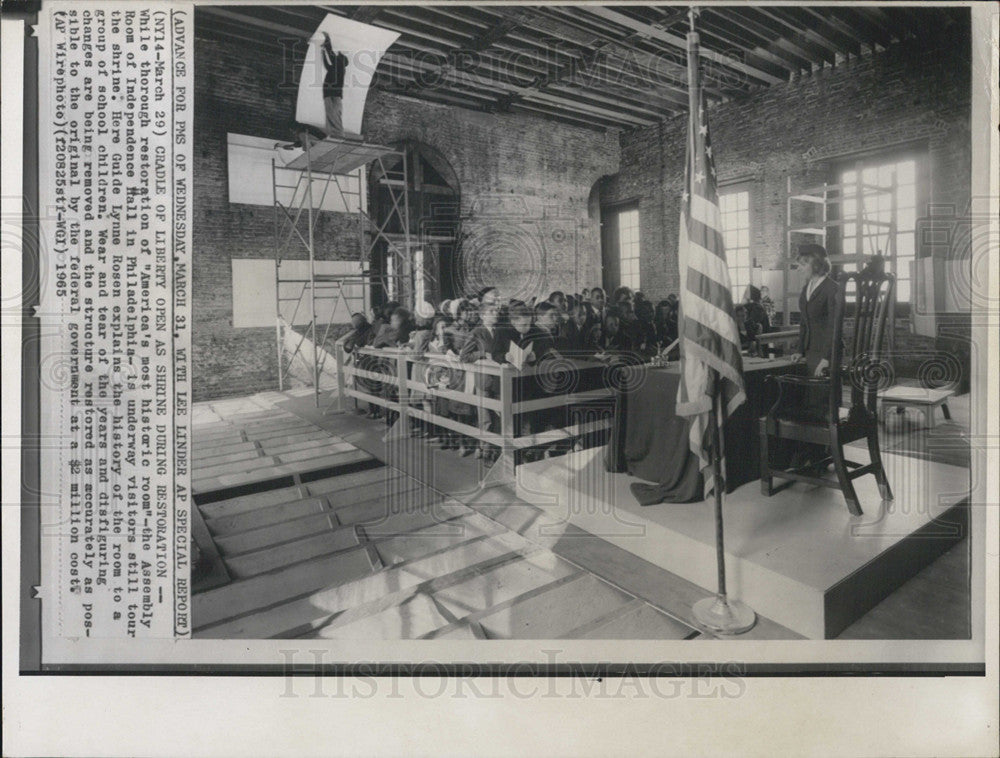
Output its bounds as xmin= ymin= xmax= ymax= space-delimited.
xmin=840 ymin=158 xmax=917 ymax=302
xmin=414 ymin=247 xmax=425 ymax=304
xmin=386 ymin=255 xmax=396 ymax=300
xmin=719 ymin=189 xmax=751 ymax=298
xmin=617 ymin=207 xmax=641 ymax=290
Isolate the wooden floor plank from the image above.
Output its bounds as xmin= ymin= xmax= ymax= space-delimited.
xmin=225 ymin=527 xmax=362 ymax=578
xmin=198 ymin=484 xmax=307 ymax=520
xmin=195 ymin=441 xmax=260 ymax=458
xmin=197 ymin=531 xmax=527 ymax=638
xmin=191 ymin=499 xmax=231 ymax=593
xmin=295 ymin=542 xmax=556 ymax=641
xmin=372 ymin=515 xmax=502 ymax=566
xmin=193 ymin=455 xmax=281 ymax=479
xmin=200 ymin=467 xmax=401 ymax=525
xmin=193 ymin=448 xmax=264 ymax=468
xmin=356 ymin=500 xmax=472 ymax=539
xmin=423 ymin=623 xmax=480 ymax=640
xmin=215 ymin=511 xmax=340 ymax=555
xmin=333 ymin=486 xmax=445 ymax=527
xmin=432 ymin=550 xmax=580 ymax=618
xmin=192 ymin=449 xmax=372 ymax=492
xmin=205 ymin=496 xmax=330 ymax=537
xmin=569 ymin=600 xmax=695 ymax=640
xmin=476 ymin=573 xmax=632 ymax=639
xmin=548 ymin=522 xmax=801 ymax=640
xmin=274 ymin=441 xmax=356 ymax=463
xmin=258 ymin=432 xmax=345 ymax=455
xmin=193 ymin=547 xmax=376 ymax=629
xmin=303 ymin=466 xmax=406 ymax=497
xmin=194 ymin=441 xmax=356 ymax=479
xmin=193 ymin=436 xmax=246 ymax=454
xmin=309 ymin=593 xmax=452 ymax=640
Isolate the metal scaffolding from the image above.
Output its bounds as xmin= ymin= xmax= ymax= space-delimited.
xmin=272 ymin=136 xmax=413 ymax=406
xmin=783 ymin=175 xmax=897 ymax=323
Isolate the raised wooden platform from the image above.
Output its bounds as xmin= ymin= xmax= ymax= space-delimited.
xmin=516 ymin=446 xmax=970 ymax=638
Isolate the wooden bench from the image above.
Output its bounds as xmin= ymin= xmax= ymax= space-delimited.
xmin=877 ymin=385 xmax=955 ymax=428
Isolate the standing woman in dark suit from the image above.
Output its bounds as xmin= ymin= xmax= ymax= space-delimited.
xmin=791 ymin=243 xmax=839 ymax=378
xmin=787 ymin=241 xmax=842 ymax=470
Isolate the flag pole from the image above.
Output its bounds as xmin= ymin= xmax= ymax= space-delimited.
xmin=692 ymin=371 xmax=756 ymax=634
xmin=687 ymin=7 xmax=756 ymax=636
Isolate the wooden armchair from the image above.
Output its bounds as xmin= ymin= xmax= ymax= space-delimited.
xmin=759 ymin=268 xmax=895 ymax=516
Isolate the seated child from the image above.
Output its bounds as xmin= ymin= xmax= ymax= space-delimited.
xmin=460 ymin=302 xmax=511 ymax=463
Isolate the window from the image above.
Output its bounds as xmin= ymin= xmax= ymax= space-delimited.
xmin=840 ymin=157 xmax=917 ymax=303
xmin=386 ymin=255 xmax=396 ymax=300
xmin=617 ymin=207 xmax=641 ymax=290
xmin=719 ymin=189 xmax=751 ymax=298
xmin=414 ymin=247 xmax=425 ymax=304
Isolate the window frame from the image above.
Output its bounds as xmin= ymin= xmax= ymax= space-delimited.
xmin=718 ymin=185 xmax=753 ymax=299
xmin=833 ymin=149 xmax=925 ymax=310
xmin=600 ymin=200 xmax=641 ymax=294
xmin=616 ymin=205 xmax=641 ymax=291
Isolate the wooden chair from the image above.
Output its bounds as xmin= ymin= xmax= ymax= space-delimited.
xmin=759 ymin=267 xmax=895 ymax=516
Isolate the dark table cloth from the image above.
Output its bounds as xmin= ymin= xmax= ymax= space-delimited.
xmin=605 ymin=359 xmax=805 ymax=505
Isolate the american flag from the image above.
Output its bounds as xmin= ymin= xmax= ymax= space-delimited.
xmin=675 ymin=28 xmax=746 ymax=498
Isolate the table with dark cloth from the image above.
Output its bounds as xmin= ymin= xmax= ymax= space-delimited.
xmin=604 ymin=358 xmax=806 ymax=505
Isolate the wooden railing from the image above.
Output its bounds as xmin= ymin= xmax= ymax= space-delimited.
xmin=335 ymin=342 xmax=616 ymax=487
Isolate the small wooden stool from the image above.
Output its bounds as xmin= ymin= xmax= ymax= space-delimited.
xmin=878 ymin=386 xmax=955 ymax=428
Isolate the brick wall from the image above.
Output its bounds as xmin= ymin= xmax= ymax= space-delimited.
xmin=361 ymin=89 xmax=619 ymax=300
xmin=193 ymin=35 xmax=618 ymax=401
xmin=604 ymin=30 xmax=971 ymax=311
xmin=194 ymin=22 xmax=971 ymax=401
xmin=601 ymin=28 xmax=971 ymax=384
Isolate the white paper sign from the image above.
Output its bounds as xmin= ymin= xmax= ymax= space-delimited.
xmin=295 ymin=15 xmax=400 ymax=138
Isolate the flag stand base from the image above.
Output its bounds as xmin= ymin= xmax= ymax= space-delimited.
xmin=693 ymin=594 xmax=757 ymax=635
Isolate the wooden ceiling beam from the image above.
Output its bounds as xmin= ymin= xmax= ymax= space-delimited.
xmin=711 ymin=9 xmax=813 ymax=72
xmin=694 ymin=15 xmax=797 ymax=75
xmin=479 ymin=6 xmax=693 ymax=116
xmin=581 ymin=6 xmax=785 ymax=86
xmin=194 ymin=5 xmax=947 ymax=133
xmin=697 ymin=11 xmax=804 ymax=74
xmin=752 ymin=7 xmax=838 ymax=65
xmin=731 ymin=8 xmax=826 ymax=68
xmin=827 ymin=7 xmax=892 ymax=49
xmin=684 ymin=19 xmax=795 ymax=80
xmin=526 ymin=89 xmax=657 ymax=126
xmin=389 ymin=5 xmax=527 ymax=50
xmin=765 ymin=7 xmax=856 ymax=61
xmin=483 ymin=36 xmax=693 ymax=112
xmin=383 ymin=48 xmax=657 ymax=127
xmin=373 ymin=8 xmax=480 ymax=48
xmin=884 ymin=6 xmax=933 ymax=42
xmin=194 ymin=22 xmax=286 ymax=56
xmin=849 ymin=8 xmax=901 ymax=46
xmin=198 ymin=6 xmax=312 ymax=41
xmin=797 ymin=8 xmax=864 ymax=56
xmin=351 ymin=6 xmax=384 ymax=25
xmin=526 ymin=7 xmax=731 ymax=100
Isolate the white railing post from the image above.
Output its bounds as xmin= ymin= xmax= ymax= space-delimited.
xmin=383 ymin=349 xmax=410 ymax=442
xmin=335 ymin=339 xmax=347 ymax=413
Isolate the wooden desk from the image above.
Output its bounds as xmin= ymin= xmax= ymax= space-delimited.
xmin=606 ymin=358 xmax=804 ymax=502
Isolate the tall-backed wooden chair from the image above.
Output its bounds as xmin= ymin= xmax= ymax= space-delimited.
xmin=759 ymin=267 xmax=895 ymax=516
